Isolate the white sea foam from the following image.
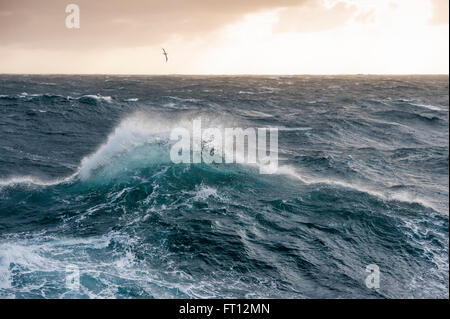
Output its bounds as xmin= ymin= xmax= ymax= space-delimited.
xmin=411 ymin=103 xmax=445 ymax=112
xmin=79 ymin=94 xmax=113 ymax=103
xmin=1 ymin=93 xmax=114 ymax=104
xmin=238 ymin=91 xmax=256 ymax=95
xmin=2 ymin=114 xmax=219 ymax=185
xmin=240 ymin=110 xmax=274 ymax=118
xmin=276 ymin=165 xmax=445 ymax=214
xmin=76 ymin=112 xmax=276 ymax=179
xmin=166 ymin=96 xmax=201 ymax=103
xmin=0 ymin=233 xmax=139 ymax=298
xmin=0 ymin=174 xmax=75 ymax=188
xmin=0 ymin=241 xmax=61 ymax=291
xmin=0 ymin=112 xmax=444 ymax=214
xmin=397 ymin=98 xmax=447 ymax=112
xmin=77 ymin=114 xmax=177 ymax=180
xmin=192 ymin=184 xmax=221 ymax=201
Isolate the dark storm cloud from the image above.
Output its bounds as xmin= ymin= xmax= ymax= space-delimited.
xmin=0 ymin=0 xmax=305 ymax=49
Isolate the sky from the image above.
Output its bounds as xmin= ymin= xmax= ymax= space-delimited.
xmin=0 ymin=0 xmax=448 ymax=74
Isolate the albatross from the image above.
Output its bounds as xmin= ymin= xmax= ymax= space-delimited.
xmin=162 ymin=48 xmax=168 ymax=63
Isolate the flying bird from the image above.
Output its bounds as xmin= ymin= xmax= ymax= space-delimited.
xmin=162 ymin=48 xmax=168 ymax=63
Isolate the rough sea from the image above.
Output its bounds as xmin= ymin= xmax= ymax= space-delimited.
xmin=0 ymin=75 xmax=448 ymax=298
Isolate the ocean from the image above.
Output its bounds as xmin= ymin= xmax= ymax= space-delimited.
xmin=0 ymin=74 xmax=448 ymax=298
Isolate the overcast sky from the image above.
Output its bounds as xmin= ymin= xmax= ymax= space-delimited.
xmin=0 ymin=0 xmax=448 ymax=74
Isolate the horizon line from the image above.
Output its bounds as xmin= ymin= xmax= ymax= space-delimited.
xmin=0 ymin=73 xmax=449 ymax=77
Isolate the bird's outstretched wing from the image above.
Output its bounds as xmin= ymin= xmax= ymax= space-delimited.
xmin=162 ymin=48 xmax=168 ymax=62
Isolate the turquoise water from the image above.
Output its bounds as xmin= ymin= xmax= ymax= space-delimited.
xmin=0 ymin=75 xmax=448 ymax=298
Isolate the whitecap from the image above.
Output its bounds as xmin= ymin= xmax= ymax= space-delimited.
xmin=79 ymin=94 xmax=113 ymax=103
xmin=275 ymin=165 xmax=446 ymax=214
xmin=0 ymin=175 xmax=75 ymax=188
xmin=411 ymin=103 xmax=445 ymax=112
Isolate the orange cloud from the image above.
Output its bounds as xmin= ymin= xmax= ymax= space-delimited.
xmin=0 ymin=0 xmax=304 ymax=49
xmin=430 ymin=0 xmax=449 ymax=25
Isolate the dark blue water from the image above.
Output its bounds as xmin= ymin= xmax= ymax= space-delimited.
xmin=0 ymin=75 xmax=448 ymax=298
